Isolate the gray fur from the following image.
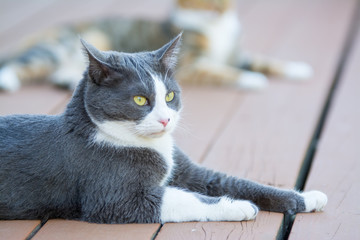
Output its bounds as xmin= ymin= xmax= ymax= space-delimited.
xmin=170 ymin=147 xmax=306 ymax=214
xmin=0 ymin=36 xmax=306 ymax=223
xmin=193 ymin=193 xmax=221 ymax=205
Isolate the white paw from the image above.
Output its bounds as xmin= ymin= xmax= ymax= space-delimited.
xmin=301 ymin=190 xmax=328 ymax=212
xmin=284 ymin=62 xmax=313 ymax=80
xmin=219 ymin=198 xmax=258 ymax=221
xmin=237 ymin=71 xmax=268 ymax=90
xmin=0 ymin=66 xmax=21 ymax=92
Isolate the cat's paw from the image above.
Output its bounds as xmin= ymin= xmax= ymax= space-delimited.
xmin=220 ymin=198 xmax=258 ymax=221
xmin=237 ymin=71 xmax=268 ymax=90
xmin=300 ymin=190 xmax=328 ymax=212
xmin=283 ymin=62 xmax=313 ymax=80
xmin=236 ymin=200 xmax=259 ymax=220
xmin=0 ymin=66 xmax=21 ymax=92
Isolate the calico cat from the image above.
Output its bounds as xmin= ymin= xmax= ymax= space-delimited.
xmin=0 ymin=0 xmax=312 ymax=92
xmin=0 ymin=35 xmax=327 ymax=223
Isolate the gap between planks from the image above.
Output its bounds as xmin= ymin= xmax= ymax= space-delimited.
xmin=280 ymin=1 xmax=360 ymax=239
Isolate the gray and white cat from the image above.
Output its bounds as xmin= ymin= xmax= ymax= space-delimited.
xmin=0 ymin=35 xmax=327 ymax=223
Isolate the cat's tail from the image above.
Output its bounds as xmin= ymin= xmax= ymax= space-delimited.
xmin=238 ymin=53 xmax=314 ymax=81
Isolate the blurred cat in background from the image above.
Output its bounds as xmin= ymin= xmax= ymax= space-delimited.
xmin=0 ymin=0 xmax=313 ymax=92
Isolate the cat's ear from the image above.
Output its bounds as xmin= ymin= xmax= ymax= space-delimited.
xmin=156 ymin=32 xmax=182 ymax=70
xmin=80 ymin=38 xmax=116 ymax=86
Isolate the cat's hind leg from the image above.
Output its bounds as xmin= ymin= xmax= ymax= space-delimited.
xmin=160 ymin=187 xmax=258 ymax=223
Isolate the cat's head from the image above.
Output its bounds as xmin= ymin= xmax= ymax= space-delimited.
xmin=80 ymin=34 xmax=182 ymax=144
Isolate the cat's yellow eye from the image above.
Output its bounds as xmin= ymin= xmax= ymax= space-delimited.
xmin=134 ymin=96 xmax=148 ymax=106
xmin=166 ymin=91 xmax=175 ymax=102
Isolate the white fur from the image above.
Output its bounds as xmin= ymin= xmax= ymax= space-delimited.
xmin=300 ymin=190 xmax=328 ymax=212
xmin=92 ymin=75 xmax=179 ymax=186
xmin=0 ymin=66 xmax=21 ymax=92
xmin=160 ymin=187 xmax=258 ymax=223
xmin=237 ymin=71 xmax=268 ymax=90
xmin=283 ymin=62 xmax=314 ymax=80
xmin=205 ymin=11 xmax=241 ymax=63
xmin=172 ymin=9 xmax=241 ymax=63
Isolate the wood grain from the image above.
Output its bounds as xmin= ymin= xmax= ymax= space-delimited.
xmin=157 ymin=212 xmax=283 ymax=240
xmin=0 ymin=85 xmax=70 ymax=115
xmin=0 ymin=220 xmax=40 ymax=240
xmin=174 ymin=86 xmax=241 ymax=163
xmin=33 ymin=220 xmax=160 ymax=240
xmin=289 ymin=9 xmax=360 ymax=239
xmin=0 ymin=0 xmax=172 ymax=57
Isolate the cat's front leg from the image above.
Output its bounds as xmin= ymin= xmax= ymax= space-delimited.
xmin=160 ymin=187 xmax=258 ymax=223
xmin=206 ymin=175 xmax=328 ymax=215
xmin=170 ymin=147 xmax=327 ymax=215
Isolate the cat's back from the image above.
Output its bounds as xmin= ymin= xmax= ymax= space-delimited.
xmin=0 ymin=114 xmax=61 ymax=157
xmin=0 ymin=114 xmax=58 ymax=138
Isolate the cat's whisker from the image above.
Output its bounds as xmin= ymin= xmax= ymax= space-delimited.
xmin=174 ymin=121 xmax=194 ymax=138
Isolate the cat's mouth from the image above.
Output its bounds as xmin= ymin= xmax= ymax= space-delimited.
xmin=148 ymin=129 xmax=167 ymax=138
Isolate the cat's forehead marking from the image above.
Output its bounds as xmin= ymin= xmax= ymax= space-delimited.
xmin=152 ymin=74 xmax=168 ymax=97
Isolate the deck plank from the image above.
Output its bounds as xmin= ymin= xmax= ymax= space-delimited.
xmin=0 ymin=85 xmax=70 ymax=115
xmin=32 ymin=220 xmax=160 ymax=240
xmin=174 ymin=86 xmax=241 ymax=162
xmin=289 ymin=12 xmax=360 ymax=240
xmin=0 ymin=220 xmax=40 ymax=240
xmin=0 ymin=0 xmax=57 ymax=35
xmin=0 ymin=0 xmax=172 ymax=57
xmin=157 ymin=0 xmax=357 ymax=239
xmin=156 ymin=212 xmax=283 ymax=240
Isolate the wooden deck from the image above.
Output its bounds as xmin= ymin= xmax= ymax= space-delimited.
xmin=0 ymin=0 xmax=359 ymax=239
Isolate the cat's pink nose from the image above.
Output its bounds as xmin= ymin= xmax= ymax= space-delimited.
xmin=159 ymin=118 xmax=170 ymax=127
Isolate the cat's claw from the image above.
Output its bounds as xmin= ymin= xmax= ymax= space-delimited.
xmin=230 ymin=200 xmax=258 ymax=221
xmin=242 ymin=202 xmax=259 ymax=220
xmin=249 ymin=203 xmax=259 ymax=219
xmin=300 ymin=190 xmax=328 ymax=212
